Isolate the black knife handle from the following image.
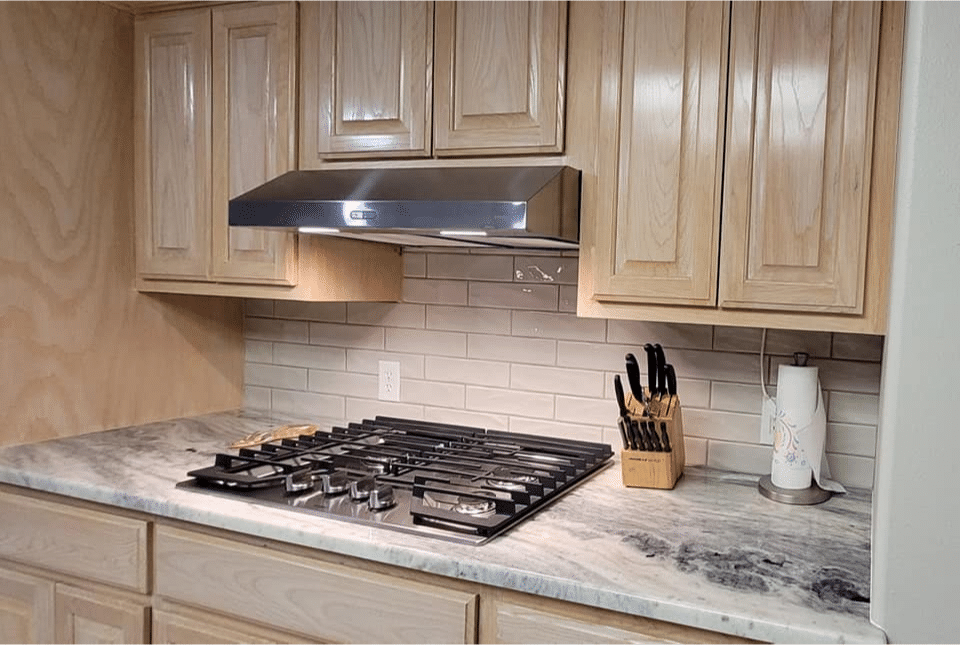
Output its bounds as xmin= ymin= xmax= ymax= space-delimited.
xmin=643 ymin=344 xmax=657 ymax=395
xmin=654 ymin=344 xmax=668 ymax=395
xmin=624 ymin=354 xmax=645 ymax=403
xmin=660 ymin=422 xmax=672 ymax=452
xmin=644 ymin=420 xmax=662 ymax=452
xmin=613 ymin=375 xmax=629 ymax=417
xmin=665 ymin=364 xmax=677 ymax=396
xmin=632 ymin=418 xmax=647 ymax=451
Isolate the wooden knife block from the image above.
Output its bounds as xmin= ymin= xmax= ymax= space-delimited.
xmin=620 ymin=391 xmax=685 ymax=490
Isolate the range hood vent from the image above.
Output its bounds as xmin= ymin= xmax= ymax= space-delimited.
xmin=228 ymin=166 xmax=580 ymax=249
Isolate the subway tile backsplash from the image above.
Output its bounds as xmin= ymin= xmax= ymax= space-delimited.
xmin=243 ymin=251 xmax=884 ymax=489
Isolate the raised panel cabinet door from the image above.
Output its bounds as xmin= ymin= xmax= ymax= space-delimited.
xmin=54 ymin=585 xmax=149 ymax=644
xmin=211 ymin=2 xmax=297 ymax=284
xmin=0 ymin=568 xmax=54 ymax=644
xmin=153 ymin=605 xmax=309 ymax=644
xmin=300 ymin=1 xmax=433 ymax=162
xmin=135 ymin=10 xmax=211 ymax=280
xmin=434 ymin=0 xmax=566 ymax=155
xmin=591 ymin=2 xmax=728 ymax=306
xmin=720 ymin=1 xmax=881 ymax=313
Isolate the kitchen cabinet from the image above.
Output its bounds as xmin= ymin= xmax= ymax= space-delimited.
xmin=0 ymin=485 xmax=754 ymax=644
xmin=0 ymin=569 xmax=53 ymax=644
xmin=54 ymin=584 xmax=149 ymax=644
xmin=299 ymin=0 xmax=566 ymax=163
xmin=135 ymin=3 xmax=402 ymax=301
xmin=0 ymin=490 xmax=151 ymax=644
xmin=574 ymin=1 xmax=904 ymax=333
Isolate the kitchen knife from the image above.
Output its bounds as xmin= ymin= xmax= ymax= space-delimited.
xmin=613 ymin=375 xmax=632 ymax=450
xmin=654 ymin=344 xmax=668 ymax=402
xmin=643 ymin=344 xmax=658 ymax=413
xmin=660 ymin=421 xmax=672 ymax=452
xmin=643 ymin=420 xmax=662 ymax=452
xmin=631 ymin=418 xmax=647 ymax=451
xmin=624 ymin=353 xmax=645 ymax=405
xmin=664 ymin=363 xmax=678 ymax=415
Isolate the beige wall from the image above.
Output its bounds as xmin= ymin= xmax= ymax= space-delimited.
xmin=0 ymin=2 xmax=243 ymax=447
xmin=243 ymin=250 xmax=883 ymax=489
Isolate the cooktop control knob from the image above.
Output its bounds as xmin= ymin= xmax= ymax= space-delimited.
xmin=368 ymin=484 xmax=396 ymax=511
xmin=318 ymin=471 xmax=349 ymax=495
xmin=283 ymin=470 xmax=315 ymax=494
xmin=349 ymin=476 xmax=376 ymax=501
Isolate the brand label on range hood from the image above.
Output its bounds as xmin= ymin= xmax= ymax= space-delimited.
xmin=350 ymin=209 xmax=376 ymax=220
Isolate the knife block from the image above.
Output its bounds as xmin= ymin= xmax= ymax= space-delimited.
xmin=620 ymin=392 xmax=685 ymax=490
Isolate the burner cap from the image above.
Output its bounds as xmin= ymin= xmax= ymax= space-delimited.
xmin=454 ymin=497 xmax=496 ymax=516
xmin=486 ymin=468 xmax=539 ymax=491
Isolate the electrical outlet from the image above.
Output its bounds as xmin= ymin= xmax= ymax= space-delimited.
xmin=760 ymin=395 xmax=777 ymax=445
xmin=378 ymin=360 xmax=400 ymax=402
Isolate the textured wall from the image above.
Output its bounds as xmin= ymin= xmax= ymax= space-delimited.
xmin=0 ymin=2 xmax=243 ymax=447
xmin=243 ymin=250 xmax=881 ymax=489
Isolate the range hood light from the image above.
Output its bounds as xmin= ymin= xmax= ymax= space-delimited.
xmin=298 ymin=227 xmax=340 ymax=235
xmin=440 ymin=230 xmax=487 ymax=237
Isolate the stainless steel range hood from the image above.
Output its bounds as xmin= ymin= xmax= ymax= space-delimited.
xmin=228 ymin=166 xmax=580 ymax=249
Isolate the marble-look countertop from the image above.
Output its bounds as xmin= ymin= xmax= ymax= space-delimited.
xmin=0 ymin=410 xmax=883 ymax=643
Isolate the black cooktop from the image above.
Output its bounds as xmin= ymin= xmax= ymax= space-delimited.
xmin=178 ymin=416 xmax=613 ymax=545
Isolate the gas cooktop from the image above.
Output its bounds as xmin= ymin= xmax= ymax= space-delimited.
xmin=178 ymin=416 xmax=613 ymax=545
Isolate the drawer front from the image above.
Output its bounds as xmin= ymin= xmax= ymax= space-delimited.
xmin=492 ymin=601 xmax=670 ymax=644
xmin=154 ymin=525 xmax=478 ymax=643
xmin=0 ymin=491 xmax=148 ymax=593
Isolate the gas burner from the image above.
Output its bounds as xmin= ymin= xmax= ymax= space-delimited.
xmin=181 ymin=415 xmax=613 ymax=545
xmin=486 ymin=468 xmax=540 ymax=491
xmin=453 ymin=496 xmax=497 ymax=516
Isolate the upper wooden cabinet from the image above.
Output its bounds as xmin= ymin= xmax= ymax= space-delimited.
xmin=300 ymin=1 xmax=433 ymax=161
xmin=135 ymin=3 xmax=402 ymax=302
xmin=299 ymin=0 xmax=566 ymax=164
xmin=574 ymin=1 xmax=903 ymax=333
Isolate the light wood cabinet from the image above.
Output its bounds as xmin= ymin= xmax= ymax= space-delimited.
xmin=54 ymin=584 xmax=149 ymax=644
xmin=720 ymin=1 xmax=879 ymax=313
xmin=300 ymin=0 xmax=566 ymax=161
xmin=136 ymin=3 xmax=403 ymax=302
xmin=574 ymin=1 xmax=904 ymax=333
xmin=433 ymin=1 xmax=566 ymax=155
xmin=300 ymin=1 xmax=433 ymax=162
xmin=0 ymin=568 xmax=54 ymax=644
xmin=153 ymin=601 xmax=310 ymax=644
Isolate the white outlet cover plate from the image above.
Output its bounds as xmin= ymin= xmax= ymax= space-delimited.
xmin=760 ymin=395 xmax=777 ymax=445
xmin=378 ymin=360 xmax=400 ymax=402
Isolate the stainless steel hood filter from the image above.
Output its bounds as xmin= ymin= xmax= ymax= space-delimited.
xmin=228 ymin=166 xmax=580 ymax=249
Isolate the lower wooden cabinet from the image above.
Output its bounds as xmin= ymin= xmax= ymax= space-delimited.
xmin=0 ymin=487 xmax=759 ymax=645
xmin=54 ymin=584 xmax=149 ymax=644
xmin=0 ymin=568 xmax=54 ymax=644
xmin=153 ymin=602 xmax=310 ymax=644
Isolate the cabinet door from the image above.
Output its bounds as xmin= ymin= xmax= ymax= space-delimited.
xmin=54 ymin=585 xmax=148 ymax=644
xmin=0 ymin=568 xmax=54 ymax=644
xmin=300 ymin=1 xmax=433 ymax=162
xmin=590 ymin=2 xmax=728 ymax=306
xmin=720 ymin=1 xmax=881 ymax=313
xmin=211 ymin=3 xmax=297 ymax=284
xmin=153 ymin=605 xmax=309 ymax=644
xmin=135 ymin=10 xmax=211 ymax=280
xmin=434 ymin=1 xmax=566 ymax=155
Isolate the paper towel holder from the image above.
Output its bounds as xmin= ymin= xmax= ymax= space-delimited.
xmin=757 ymin=351 xmax=833 ymax=505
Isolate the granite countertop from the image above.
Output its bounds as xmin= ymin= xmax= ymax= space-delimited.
xmin=0 ymin=409 xmax=883 ymax=644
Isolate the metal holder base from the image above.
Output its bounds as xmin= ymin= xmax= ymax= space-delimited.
xmin=758 ymin=475 xmax=832 ymax=505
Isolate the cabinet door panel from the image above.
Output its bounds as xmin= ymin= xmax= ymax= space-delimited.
xmin=592 ymin=2 xmax=727 ymax=306
xmin=0 ymin=568 xmax=54 ymax=644
xmin=720 ymin=1 xmax=880 ymax=312
xmin=300 ymin=1 xmax=432 ymax=161
xmin=211 ymin=3 xmax=297 ymax=284
xmin=54 ymin=585 xmax=148 ymax=645
xmin=434 ymin=1 xmax=565 ymax=155
xmin=153 ymin=605 xmax=310 ymax=644
xmin=135 ymin=10 xmax=210 ymax=280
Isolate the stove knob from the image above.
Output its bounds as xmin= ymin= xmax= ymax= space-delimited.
xmin=318 ymin=471 xmax=349 ymax=495
xmin=349 ymin=476 xmax=375 ymax=501
xmin=368 ymin=484 xmax=396 ymax=511
xmin=283 ymin=470 xmax=314 ymax=495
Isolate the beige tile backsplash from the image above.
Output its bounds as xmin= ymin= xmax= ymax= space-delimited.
xmin=243 ymin=251 xmax=884 ymax=489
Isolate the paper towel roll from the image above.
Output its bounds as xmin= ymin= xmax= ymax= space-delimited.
xmin=771 ymin=364 xmax=823 ymax=489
